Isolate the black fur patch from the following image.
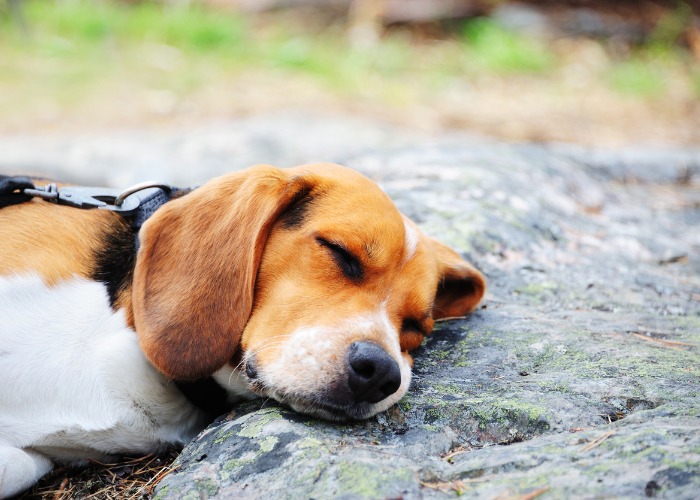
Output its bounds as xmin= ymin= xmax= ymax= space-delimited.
xmin=175 ymin=377 xmax=232 ymax=417
xmin=92 ymin=219 xmax=137 ymax=308
xmin=279 ymin=184 xmax=315 ymax=229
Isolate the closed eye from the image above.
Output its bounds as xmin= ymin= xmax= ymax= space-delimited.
xmin=401 ymin=318 xmax=427 ymax=337
xmin=316 ymin=237 xmax=364 ymax=282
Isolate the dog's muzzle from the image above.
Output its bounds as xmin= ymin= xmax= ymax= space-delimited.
xmin=244 ymin=341 xmax=403 ymax=420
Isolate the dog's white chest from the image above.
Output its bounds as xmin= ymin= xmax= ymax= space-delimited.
xmin=0 ymin=274 xmax=206 ymax=461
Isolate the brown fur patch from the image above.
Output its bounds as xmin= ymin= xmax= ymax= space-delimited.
xmin=0 ymin=199 xmax=123 ymax=285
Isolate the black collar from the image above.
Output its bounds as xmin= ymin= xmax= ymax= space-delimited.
xmin=126 ymin=185 xmax=184 ymax=250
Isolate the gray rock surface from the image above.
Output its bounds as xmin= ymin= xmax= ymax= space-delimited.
xmin=2 ymin=113 xmax=698 ymax=498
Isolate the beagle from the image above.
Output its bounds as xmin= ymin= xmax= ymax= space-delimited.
xmin=0 ymin=164 xmax=485 ymax=497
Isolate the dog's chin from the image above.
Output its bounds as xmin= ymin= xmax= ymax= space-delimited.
xmin=247 ymin=382 xmax=391 ymax=421
xmin=284 ymin=398 xmax=379 ymax=422
xmin=242 ymin=365 xmax=405 ymax=421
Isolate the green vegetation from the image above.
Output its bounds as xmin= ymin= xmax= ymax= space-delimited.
xmin=461 ymin=17 xmax=554 ymax=74
xmin=7 ymin=0 xmax=248 ymax=51
xmin=601 ymin=3 xmax=698 ymax=98
xmin=606 ymin=59 xmax=667 ymax=97
xmin=2 ymin=1 xmax=695 ymax=87
xmin=1 ymin=1 xmax=557 ymax=77
xmin=0 ymin=0 xmax=697 ymax=139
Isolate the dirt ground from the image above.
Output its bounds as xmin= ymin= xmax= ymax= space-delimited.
xmin=3 ymin=66 xmax=699 ymax=148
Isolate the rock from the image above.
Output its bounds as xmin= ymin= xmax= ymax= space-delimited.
xmin=1 ymin=113 xmax=697 ymax=498
xmin=158 ymin=122 xmax=699 ymax=499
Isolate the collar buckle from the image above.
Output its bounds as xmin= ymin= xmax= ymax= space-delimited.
xmin=25 ymin=181 xmax=173 ymax=217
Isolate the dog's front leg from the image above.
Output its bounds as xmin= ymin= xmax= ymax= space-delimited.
xmin=0 ymin=446 xmax=53 ymax=498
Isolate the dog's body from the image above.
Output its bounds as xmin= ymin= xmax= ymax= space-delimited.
xmin=0 ymin=164 xmax=485 ymax=497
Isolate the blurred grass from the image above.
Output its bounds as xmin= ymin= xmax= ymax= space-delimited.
xmin=606 ymin=59 xmax=667 ymax=97
xmin=17 ymin=0 xmax=248 ymax=51
xmin=460 ymin=18 xmax=554 ymax=74
xmin=0 ymin=1 xmax=558 ymax=80
xmin=0 ymin=0 xmax=697 ymax=142
xmin=603 ymin=3 xmax=696 ymax=98
xmin=2 ymin=0 xmax=690 ymax=85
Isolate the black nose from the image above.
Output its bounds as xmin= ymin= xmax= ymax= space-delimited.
xmin=347 ymin=342 xmax=402 ymax=404
xmin=245 ymin=357 xmax=258 ymax=380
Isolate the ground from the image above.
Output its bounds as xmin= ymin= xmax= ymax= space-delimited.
xmin=3 ymin=114 xmax=698 ymax=499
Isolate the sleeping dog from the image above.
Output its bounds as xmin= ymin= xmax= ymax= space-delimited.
xmin=0 ymin=163 xmax=485 ymax=497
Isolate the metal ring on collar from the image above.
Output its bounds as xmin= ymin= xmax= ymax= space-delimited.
xmin=114 ymin=181 xmax=173 ymax=207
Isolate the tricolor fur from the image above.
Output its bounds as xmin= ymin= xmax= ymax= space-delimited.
xmin=0 ymin=164 xmax=485 ymax=497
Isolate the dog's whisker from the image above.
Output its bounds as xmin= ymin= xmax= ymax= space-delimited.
xmin=227 ymin=338 xmax=297 ymax=375
xmin=243 ymin=338 xmax=295 ymax=359
xmin=244 ymin=334 xmax=295 ymax=353
xmin=226 ymin=369 xmax=239 ymax=388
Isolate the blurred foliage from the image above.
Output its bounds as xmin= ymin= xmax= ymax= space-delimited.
xmin=646 ymin=2 xmax=694 ymax=49
xmin=599 ymin=3 xmax=698 ymax=98
xmin=8 ymin=0 xmax=248 ymax=52
xmin=605 ymin=59 xmax=667 ymax=97
xmin=1 ymin=0 xmax=696 ymax=92
xmin=693 ymin=69 xmax=700 ymax=95
xmin=0 ymin=0 xmax=558 ymax=77
xmin=0 ymin=0 xmax=697 ymax=141
xmin=460 ymin=17 xmax=554 ymax=74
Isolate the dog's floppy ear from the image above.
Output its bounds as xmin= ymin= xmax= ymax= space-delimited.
xmin=430 ymin=239 xmax=486 ymax=319
xmin=132 ymin=165 xmax=313 ymax=380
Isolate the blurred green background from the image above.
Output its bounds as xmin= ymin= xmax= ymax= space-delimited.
xmin=1 ymin=0 xmax=698 ymax=145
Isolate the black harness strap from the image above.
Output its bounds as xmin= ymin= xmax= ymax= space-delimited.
xmin=0 ymin=176 xmax=35 ymax=208
xmin=0 ymin=176 xmax=182 ymax=245
xmin=130 ymin=187 xmax=183 ymax=251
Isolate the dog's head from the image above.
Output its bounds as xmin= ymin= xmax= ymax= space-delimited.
xmin=132 ymin=164 xmax=485 ymax=420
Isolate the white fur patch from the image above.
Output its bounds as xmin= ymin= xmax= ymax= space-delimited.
xmin=251 ymin=304 xmax=411 ymax=418
xmin=402 ymin=219 xmax=419 ymax=264
xmin=0 ymin=274 xmax=209 ymax=494
xmin=212 ymin=365 xmax=257 ymax=403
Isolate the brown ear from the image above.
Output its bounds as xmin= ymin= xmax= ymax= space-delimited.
xmin=430 ymin=239 xmax=486 ymax=319
xmin=132 ymin=165 xmax=313 ymax=380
